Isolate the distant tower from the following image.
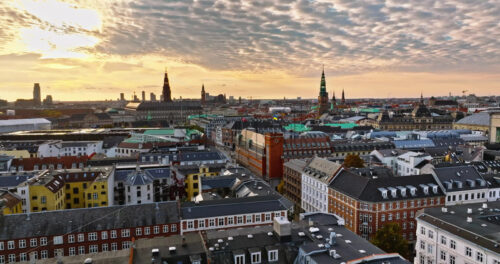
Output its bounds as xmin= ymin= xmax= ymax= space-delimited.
xmin=33 ymin=83 xmax=41 ymax=105
xmin=120 ymin=93 xmax=125 ymax=101
xmin=150 ymin=92 xmax=156 ymax=101
xmin=341 ymin=88 xmax=345 ymax=105
xmin=420 ymin=92 xmax=424 ymax=104
xmin=317 ymin=67 xmax=329 ymax=115
xmin=201 ymin=84 xmax=206 ymax=104
xmin=238 ymin=96 xmax=242 ymax=104
xmin=162 ymin=68 xmax=172 ymax=102
xmin=141 ymin=91 xmax=146 ymax=102
xmin=331 ymin=91 xmax=336 ymax=107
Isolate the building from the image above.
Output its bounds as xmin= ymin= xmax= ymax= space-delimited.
xmin=283 ymin=132 xmax=332 ymax=161
xmin=173 ymin=163 xmax=225 ymax=200
xmin=142 ymin=91 xmax=146 ymax=102
xmin=180 ymin=195 xmax=292 ymax=235
xmin=150 ymin=92 xmax=156 ymax=101
xmin=0 ymin=202 xmax=180 ymax=262
xmin=328 ymin=170 xmax=445 ymax=242
xmin=0 ymin=189 xmax=22 ymax=215
xmin=301 ymin=157 xmax=342 ymax=213
xmin=396 ymin=151 xmax=432 ymax=176
xmin=453 ymin=111 xmax=491 ymax=133
xmin=9 ymin=155 xmax=89 ymax=172
xmin=0 ymin=118 xmax=51 ymax=133
xmin=62 ymin=113 xmax=113 ymax=128
xmin=201 ymin=84 xmax=206 ymax=104
xmin=331 ymin=140 xmax=395 ymax=158
xmin=415 ymin=202 xmax=500 ymax=264
xmin=283 ymin=159 xmax=308 ymax=209
xmin=16 ymin=167 xmax=114 ymax=213
xmin=236 ymin=129 xmax=284 ymax=184
xmin=374 ymin=98 xmax=454 ymax=131
xmin=370 ymin=149 xmax=410 ymax=174
xmin=317 ymin=68 xmax=330 ymax=115
xmin=37 ymin=140 xmax=103 ymax=158
xmin=491 ymin=112 xmax=500 ymax=144
xmin=33 ymin=83 xmax=41 ymax=106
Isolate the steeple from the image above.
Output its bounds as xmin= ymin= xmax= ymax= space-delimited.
xmin=319 ymin=66 xmax=327 ymax=97
xmin=162 ymin=68 xmax=172 ymax=102
xmin=341 ymin=88 xmax=345 ymax=104
xmin=331 ymin=91 xmax=336 ymax=106
xmin=420 ymin=92 xmax=424 ymax=104
xmin=201 ymin=84 xmax=206 ymax=104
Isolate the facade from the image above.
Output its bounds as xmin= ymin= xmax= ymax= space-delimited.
xmin=415 ymin=202 xmax=500 ymax=264
xmin=283 ymin=132 xmax=332 ymax=161
xmin=180 ymin=195 xmax=291 ymax=235
xmin=125 ymin=101 xmax=202 ymax=124
xmin=301 ymin=157 xmax=342 ymax=213
xmin=331 ymin=140 xmax=395 ymax=158
xmin=9 ymin=155 xmax=89 ymax=172
xmin=283 ymin=159 xmax=308 ymax=209
xmin=328 ymin=170 xmax=445 ymax=242
xmin=16 ymin=167 xmax=114 ymax=213
xmin=371 ymin=149 xmax=409 ymax=174
xmin=491 ymin=112 xmax=500 ymax=144
xmin=173 ymin=164 xmax=224 ymax=200
xmin=0 ymin=202 xmax=180 ymax=263
xmin=37 ymin=140 xmax=103 ymax=158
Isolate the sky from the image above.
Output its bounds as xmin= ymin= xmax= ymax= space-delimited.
xmin=0 ymin=0 xmax=499 ymax=101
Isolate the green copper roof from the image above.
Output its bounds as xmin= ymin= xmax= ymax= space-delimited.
xmin=324 ymin=123 xmax=359 ymax=129
xmin=283 ymin=123 xmax=311 ymax=132
xmin=352 ymin=108 xmax=380 ymax=113
xmin=143 ymin=129 xmax=175 ymax=135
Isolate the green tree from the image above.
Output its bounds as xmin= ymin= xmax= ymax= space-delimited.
xmin=343 ymin=154 xmax=364 ymax=168
xmin=371 ymin=223 xmax=410 ymax=260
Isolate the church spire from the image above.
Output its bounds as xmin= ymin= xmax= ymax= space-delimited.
xmin=162 ymin=68 xmax=172 ymax=102
xmin=201 ymin=84 xmax=206 ymax=104
xmin=319 ymin=66 xmax=327 ymax=97
xmin=341 ymin=88 xmax=345 ymax=104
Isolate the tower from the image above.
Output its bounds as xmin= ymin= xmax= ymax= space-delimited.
xmin=317 ymin=67 xmax=329 ymax=115
xmin=331 ymin=91 xmax=336 ymax=107
xmin=33 ymin=83 xmax=41 ymax=106
xmin=201 ymin=84 xmax=206 ymax=104
xmin=162 ymin=68 xmax=172 ymax=102
xmin=341 ymin=89 xmax=345 ymax=105
xmin=141 ymin=91 xmax=146 ymax=102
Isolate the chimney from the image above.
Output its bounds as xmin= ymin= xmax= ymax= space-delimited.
xmin=483 ymin=203 xmax=488 ymax=209
xmin=273 ymin=216 xmax=291 ymax=242
xmin=467 ymin=208 xmax=472 ymax=214
xmin=467 ymin=217 xmax=472 ymax=223
xmin=329 ymin=232 xmax=336 ymax=246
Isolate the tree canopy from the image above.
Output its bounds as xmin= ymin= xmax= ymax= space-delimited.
xmin=343 ymin=154 xmax=364 ymax=168
xmin=370 ymin=223 xmax=410 ymax=260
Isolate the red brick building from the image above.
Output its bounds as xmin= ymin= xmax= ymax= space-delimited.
xmin=10 ymin=155 xmax=89 ymax=172
xmin=283 ymin=159 xmax=308 ymax=209
xmin=328 ymin=170 xmax=445 ymax=245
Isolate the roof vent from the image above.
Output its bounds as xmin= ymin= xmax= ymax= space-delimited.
xmin=298 ymin=232 xmax=305 ymax=237
xmin=228 ymin=237 xmax=233 ymax=241
xmin=467 ymin=208 xmax=472 ymax=214
xmin=345 ymin=240 xmax=352 ymax=244
xmin=441 ymin=207 xmax=448 ymax=213
xmin=318 ymin=244 xmax=325 ymax=248
xmin=217 ymin=239 xmax=223 ymax=243
xmin=467 ymin=217 xmax=472 ymax=223
xmin=359 ymin=250 xmax=366 ymax=254
xmin=209 ymin=247 xmax=214 ymax=251
xmin=267 ymin=232 xmax=273 ymax=236
xmin=483 ymin=203 xmax=488 ymax=209
xmin=247 ymin=234 xmax=253 ymax=239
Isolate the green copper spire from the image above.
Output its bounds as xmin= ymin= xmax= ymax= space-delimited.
xmin=319 ymin=66 xmax=327 ymax=97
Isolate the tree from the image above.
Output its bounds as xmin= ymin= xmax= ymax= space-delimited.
xmin=343 ymin=154 xmax=364 ymax=168
xmin=371 ymin=223 xmax=410 ymax=260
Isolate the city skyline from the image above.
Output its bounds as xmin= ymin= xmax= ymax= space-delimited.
xmin=1 ymin=0 xmax=500 ymax=101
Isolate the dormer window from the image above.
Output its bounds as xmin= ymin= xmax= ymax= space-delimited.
xmin=234 ymin=254 xmax=245 ymax=264
xmin=268 ymin=249 xmax=278 ymax=262
xmin=251 ymin=252 xmax=261 ymax=264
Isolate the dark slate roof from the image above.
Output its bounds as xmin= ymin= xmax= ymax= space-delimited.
xmin=418 ymin=202 xmax=500 ymax=254
xmin=181 ymin=195 xmax=292 ymax=219
xmin=329 ymin=170 xmax=443 ymax=202
xmin=135 ymin=101 xmax=202 ymax=111
xmin=0 ymin=174 xmax=35 ymax=188
xmin=125 ymin=170 xmax=154 ymax=186
xmin=102 ymin=136 xmax=126 ymax=149
xmin=455 ymin=111 xmax=490 ymax=126
xmin=0 ymin=201 xmax=180 ymax=240
xmin=331 ymin=141 xmax=394 ymax=152
xmin=115 ymin=167 xmax=170 ymax=182
xmin=201 ymin=175 xmax=236 ymax=189
xmin=431 ymin=138 xmax=465 ymax=148
xmin=433 ymin=165 xmax=486 ymax=192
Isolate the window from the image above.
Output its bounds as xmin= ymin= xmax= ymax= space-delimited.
xmin=89 ymin=245 xmax=98 ymax=253
xmin=88 ymin=232 xmax=97 ymax=241
xmin=449 ymin=255 xmax=455 ymax=264
xmin=111 ymin=243 xmax=118 ymax=251
xmin=228 ymin=217 xmax=234 ymax=225
xmin=163 ymin=225 xmax=169 ymax=233
xmin=0 ymin=256 xmax=4 ymax=264
xmin=41 ymin=250 xmax=48 ymax=259
xmin=78 ymin=234 xmax=84 ymax=242
xmin=255 ymin=214 xmax=261 ymax=222
xmin=219 ymin=218 xmax=224 ymax=226
xmin=428 ymin=230 xmax=433 ymax=239
xmin=420 ymin=240 xmax=425 ymax=250
xmin=78 ymin=246 xmax=85 ymax=255
xmin=154 ymin=226 xmax=160 ymax=234
xmin=235 ymin=254 xmax=245 ymax=264
xmin=102 ymin=244 xmax=108 ymax=252
xmin=198 ymin=220 xmax=205 ymax=228
xmin=19 ymin=240 xmax=26 ymax=248
xmin=427 ymin=244 xmax=433 ymax=254
xmin=121 ymin=229 xmax=130 ymax=237
xmin=136 ymin=228 xmax=142 ymax=236
xmin=145 ymin=227 xmax=150 ymax=235
xmin=171 ymin=224 xmax=177 ymax=232
xmin=477 ymin=252 xmax=484 ymax=263
xmin=122 ymin=241 xmax=131 ymax=249
xmin=265 ymin=213 xmax=271 ymax=221
xmin=440 ymin=251 xmax=446 ymax=261
xmin=0 ymin=242 xmax=3 ymax=250
xmin=268 ymin=250 xmax=278 ymax=262
xmin=466 ymin=247 xmax=472 ymax=257
xmin=246 ymin=214 xmax=253 ymax=223
xmin=30 ymin=252 xmax=37 ymax=261
xmin=450 ymin=240 xmax=456 ymax=249
xmin=8 ymin=255 xmax=15 ymax=263
xmin=101 ymin=231 xmax=108 ymax=240
xmin=20 ymin=253 xmax=27 ymax=262
xmin=441 ymin=236 xmax=446 ymax=245
xmin=420 ymin=226 xmax=426 ymax=235
xmin=209 ymin=218 xmax=216 ymax=227
xmin=187 ymin=221 xmax=194 ymax=229
xmin=251 ymin=252 xmax=261 ymax=263
xmin=381 ymin=214 xmax=385 ymax=221
xmin=53 ymin=236 xmax=63 ymax=245
xmin=7 ymin=241 xmax=14 ymax=250
xmin=237 ymin=216 xmax=243 ymax=224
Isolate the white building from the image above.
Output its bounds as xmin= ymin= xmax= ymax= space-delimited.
xmin=370 ymin=149 xmax=409 ymax=174
xmin=0 ymin=118 xmax=51 ymax=133
xmin=37 ymin=140 xmax=104 ymax=158
xmin=396 ymin=151 xmax=432 ymax=176
xmin=415 ymin=202 xmax=500 ymax=264
xmin=301 ymin=157 xmax=342 ymax=213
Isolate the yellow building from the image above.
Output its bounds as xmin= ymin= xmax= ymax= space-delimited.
xmin=175 ymin=164 xmax=224 ymax=200
xmin=0 ymin=149 xmax=32 ymax=159
xmin=23 ymin=167 xmax=113 ymax=212
xmin=0 ymin=190 xmax=23 ymax=215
